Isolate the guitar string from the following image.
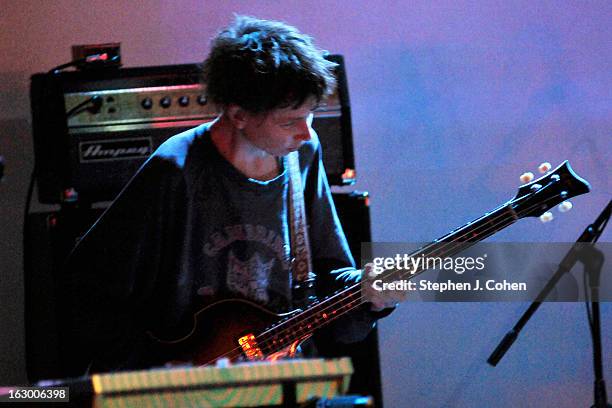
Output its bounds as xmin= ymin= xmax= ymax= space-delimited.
xmin=256 ymin=213 xmax=516 ymax=355
xmin=256 ymin=207 xmax=514 ymax=341
xmin=211 ymin=206 xmax=515 ymax=362
xmin=254 ymin=191 xmax=569 ymax=353
xmin=209 ymin=192 xmax=564 ymax=362
xmin=256 ymin=203 xmax=510 ymax=336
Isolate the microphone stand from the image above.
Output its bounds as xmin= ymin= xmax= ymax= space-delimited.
xmin=487 ymin=200 xmax=611 ymax=408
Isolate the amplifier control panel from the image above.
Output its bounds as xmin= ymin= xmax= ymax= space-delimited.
xmin=65 ymin=83 xmax=341 ymax=128
xmin=65 ymin=84 xmax=217 ymax=127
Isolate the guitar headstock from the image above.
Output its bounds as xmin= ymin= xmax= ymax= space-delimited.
xmin=511 ymin=161 xmax=590 ymax=220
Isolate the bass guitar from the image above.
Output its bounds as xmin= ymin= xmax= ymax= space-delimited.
xmin=149 ymin=161 xmax=590 ymax=366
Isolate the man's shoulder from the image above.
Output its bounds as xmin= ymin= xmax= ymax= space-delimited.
xmin=152 ymin=122 xmax=211 ymax=168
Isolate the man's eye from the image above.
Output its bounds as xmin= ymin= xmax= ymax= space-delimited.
xmin=281 ymin=121 xmax=295 ymax=128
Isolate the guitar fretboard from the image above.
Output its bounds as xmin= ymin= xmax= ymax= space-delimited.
xmin=255 ymin=203 xmax=518 ymax=354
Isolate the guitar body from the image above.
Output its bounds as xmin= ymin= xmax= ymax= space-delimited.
xmin=150 ymin=299 xmax=302 ymax=366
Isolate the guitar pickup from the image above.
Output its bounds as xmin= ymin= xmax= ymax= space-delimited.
xmin=237 ymin=333 xmax=264 ymax=360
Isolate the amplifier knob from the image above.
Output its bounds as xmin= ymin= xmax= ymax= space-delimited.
xmin=141 ymin=97 xmax=153 ymax=110
xmin=197 ymin=95 xmax=207 ymax=105
xmin=178 ymin=96 xmax=190 ymax=107
xmin=160 ymin=96 xmax=172 ymax=108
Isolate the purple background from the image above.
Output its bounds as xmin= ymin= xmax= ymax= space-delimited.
xmin=1 ymin=1 xmax=610 ymax=407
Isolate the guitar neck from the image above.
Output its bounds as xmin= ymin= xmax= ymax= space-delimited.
xmin=403 ymin=202 xmax=518 ymax=276
xmin=256 ymin=160 xmax=591 ymax=355
xmin=259 ymin=202 xmax=518 ymax=348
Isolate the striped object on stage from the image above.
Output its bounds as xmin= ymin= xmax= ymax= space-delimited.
xmin=91 ymin=358 xmax=353 ymax=408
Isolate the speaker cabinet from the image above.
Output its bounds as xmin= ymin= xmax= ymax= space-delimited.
xmin=330 ymin=191 xmax=384 ymax=407
xmin=24 ymin=207 xmax=105 ymax=381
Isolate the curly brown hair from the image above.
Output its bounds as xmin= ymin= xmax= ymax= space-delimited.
xmin=202 ymin=15 xmax=337 ymax=113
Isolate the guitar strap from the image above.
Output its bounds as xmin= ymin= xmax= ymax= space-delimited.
xmin=286 ymin=151 xmax=317 ymax=308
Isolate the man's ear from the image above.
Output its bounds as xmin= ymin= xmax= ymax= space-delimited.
xmin=226 ymin=105 xmax=249 ymax=130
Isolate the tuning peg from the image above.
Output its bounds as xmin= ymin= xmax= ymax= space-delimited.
xmin=538 ymin=162 xmax=552 ymax=174
xmin=539 ymin=211 xmax=554 ymax=223
xmin=520 ymin=172 xmax=535 ymax=184
xmin=558 ymin=201 xmax=573 ymax=213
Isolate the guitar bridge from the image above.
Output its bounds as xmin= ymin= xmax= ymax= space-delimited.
xmin=237 ymin=333 xmax=264 ymax=360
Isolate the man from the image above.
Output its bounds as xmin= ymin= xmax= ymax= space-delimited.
xmin=66 ymin=15 xmax=393 ymax=374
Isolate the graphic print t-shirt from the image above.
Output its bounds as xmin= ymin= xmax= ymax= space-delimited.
xmin=189 ymin=140 xmax=294 ymax=312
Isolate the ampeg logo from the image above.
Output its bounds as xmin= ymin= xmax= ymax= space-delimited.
xmin=79 ymin=138 xmax=153 ymax=162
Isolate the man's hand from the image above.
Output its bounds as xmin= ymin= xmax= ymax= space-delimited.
xmin=361 ymin=263 xmax=408 ymax=312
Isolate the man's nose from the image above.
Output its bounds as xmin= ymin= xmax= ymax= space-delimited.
xmin=295 ymin=118 xmax=312 ymax=141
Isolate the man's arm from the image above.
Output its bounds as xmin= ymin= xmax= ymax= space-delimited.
xmin=66 ymin=151 xmax=189 ymax=373
xmin=301 ymin=133 xmax=394 ymax=344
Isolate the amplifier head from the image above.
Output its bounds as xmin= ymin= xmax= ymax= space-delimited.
xmin=31 ymin=56 xmax=355 ymax=204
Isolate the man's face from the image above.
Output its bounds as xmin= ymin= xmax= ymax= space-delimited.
xmin=239 ymin=99 xmax=317 ymax=157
